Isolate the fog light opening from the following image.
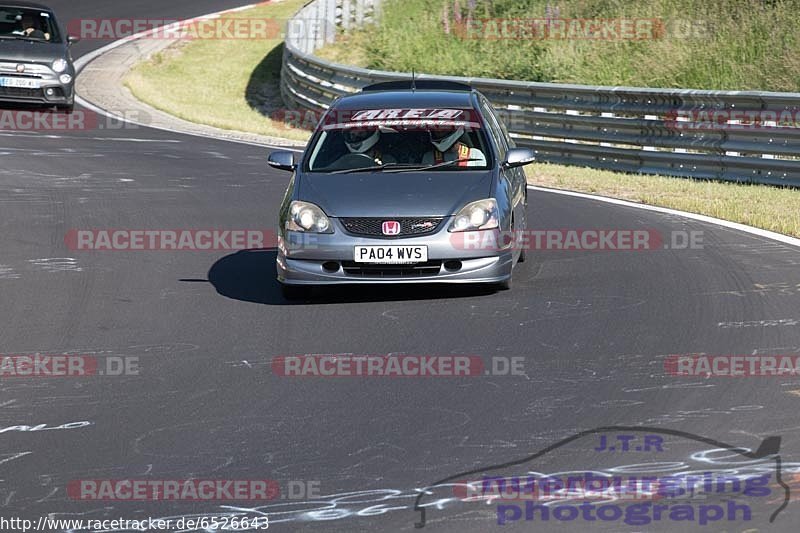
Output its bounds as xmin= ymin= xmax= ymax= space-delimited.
xmin=443 ymin=260 xmax=462 ymax=272
xmin=322 ymin=261 xmax=340 ymax=273
xmin=45 ymin=88 xmax=54 ymax=96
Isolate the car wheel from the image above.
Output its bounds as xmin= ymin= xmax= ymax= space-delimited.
xmin=510 ymin=216 xmax=525 ymax=263
xmin=516 ymin=208 xmax=527 ymax=262
xmin=281 ymin=283 xmax=310 ymax=300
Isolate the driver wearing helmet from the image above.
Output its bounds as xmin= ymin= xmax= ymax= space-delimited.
xmin=422 ymin=127 xmax=486 ymax=167
xmin=343 ymin=128 xmax=395 ymax=165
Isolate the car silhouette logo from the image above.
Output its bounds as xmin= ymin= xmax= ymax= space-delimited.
xmin=413 ymin=426 xmax=790 ymax=528
xmin=382 ymin=221 xmax=401 ymax=235
xmin=16 ymin=64 xmax=24 ymax=73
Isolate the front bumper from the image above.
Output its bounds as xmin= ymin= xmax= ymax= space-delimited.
xmin=0 ymin=61 xmax=74 ymax=105
xmin=276 ymin=222 xmax=514 ymax=285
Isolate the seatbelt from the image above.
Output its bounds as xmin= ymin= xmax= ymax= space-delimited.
xmin=433 ymin=144 xmax=469 ymax=166
xmin=456 ymin=143 xmax=470 ymax=167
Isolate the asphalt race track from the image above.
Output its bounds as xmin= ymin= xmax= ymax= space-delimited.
xmin=2 ymin=1 xmax=800 ymax=532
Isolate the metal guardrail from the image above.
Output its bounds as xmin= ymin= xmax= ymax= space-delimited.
xmin=281 ymin=0 xmax=800 ymax=186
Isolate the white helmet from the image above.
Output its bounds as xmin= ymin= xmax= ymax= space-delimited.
xmin=344 ymin=128 xmax=380 ymax=153
xmin=430 ymin=127 xmax=465 ymax=152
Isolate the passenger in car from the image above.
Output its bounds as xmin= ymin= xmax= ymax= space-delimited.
xmin=422 ymin=127 xmax=486 ymax=167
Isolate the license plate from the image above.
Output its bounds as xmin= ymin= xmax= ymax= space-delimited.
xmin=354 ymin=245 xmax=428 ymax=263
xmin=0 ymin=77 xmax=40 ymax=88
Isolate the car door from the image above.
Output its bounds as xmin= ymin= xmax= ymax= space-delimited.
xmin=480 ymin=98 xmax=526 ymax=235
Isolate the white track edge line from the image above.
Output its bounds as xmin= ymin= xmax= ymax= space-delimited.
xmin=527 ymin=185 xmax=800 ymax=248
xmin=73 ymin=2 xmax=305 ymax=152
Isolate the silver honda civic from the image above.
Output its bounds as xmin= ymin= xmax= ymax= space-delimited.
xmin=268 ymin=81 xmax=535 ymax=299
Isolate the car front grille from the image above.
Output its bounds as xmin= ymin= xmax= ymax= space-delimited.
xmin=341 ymin=260 xmax=442 ymax=277
xmin=0 ymin=86 xmax=43 ymax=98
xmin=340 ymin=217 xmax=444 ymax=238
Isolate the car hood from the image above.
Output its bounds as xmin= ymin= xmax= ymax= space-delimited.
xmin=299 ymin=170 xmax=494 ymax=217
xmin=0 ymin=39 xmax=67 ymax=63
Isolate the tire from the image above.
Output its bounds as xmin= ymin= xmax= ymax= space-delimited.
xmin=498 ymin=215 xmax=518 ymax=290
xmin=516 ymin=204 xmax=527 ymax=263
xmin=281 ymin=283 xmax=310 ymax=300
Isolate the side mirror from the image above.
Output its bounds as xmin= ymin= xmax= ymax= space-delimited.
xmin=502 ymin=148 xmax=536 ymax=168
xmin=268 ymin=151 xmax=297 ymax=172
xmin=67 ymin=35 xmax=80 ymax=45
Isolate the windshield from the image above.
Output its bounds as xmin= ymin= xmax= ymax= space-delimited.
xmin=0 ymin=7 xmax=60 ymax=42
xmin=304 ymin=107 xmax=493 ymax=172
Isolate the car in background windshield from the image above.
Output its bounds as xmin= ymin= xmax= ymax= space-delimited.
xmin=0 ymin=6 xmax=60 ymax=42
xmin=0 ymin=3 xmax=76 ymax=111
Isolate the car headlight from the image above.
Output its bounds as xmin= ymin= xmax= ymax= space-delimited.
xmin=449 ymin=198 xmax=499 ymax=232
xmin=286 ymin=201 xmax=333 ymax=233
xmin=59 ymin=74 xmax=72 ymax=84
xmin=52 ymin=58 xmax=68 ymax=73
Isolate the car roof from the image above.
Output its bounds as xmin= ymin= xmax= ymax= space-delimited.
xmin=0 ymin=2 xmax=54 ymax=11
xmin=332 ymin=90 xmax=477 ymax=112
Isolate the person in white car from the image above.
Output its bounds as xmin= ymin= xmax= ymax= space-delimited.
xmin=422 ymin=127 xmax=486 ymax=167
xmin=343 ymin=128 xmax=396 ymax=165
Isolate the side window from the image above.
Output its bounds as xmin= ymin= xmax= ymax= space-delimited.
xmin=479 ymin=99 xmax=507 ymax=160
xmin=492 ymin=103 xmax=516 ymax=148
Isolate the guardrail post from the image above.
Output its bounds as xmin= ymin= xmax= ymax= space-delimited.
xmin=355 ymin=0 xmax=365 ymax=26
xmin=325 ymin=0 xmax=337 ymax=44
xmin=313 ymin=1 xmax=324 ymax=52
xmin=341 ymin=0 xmax=352 ymax=31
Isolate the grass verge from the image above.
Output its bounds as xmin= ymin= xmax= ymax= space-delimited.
xmin=124 ymin=0 xmax=309 ymax=142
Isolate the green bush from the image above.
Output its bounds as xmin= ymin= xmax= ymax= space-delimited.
xmin=335 ymin=0 xmax=800 ymax=90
